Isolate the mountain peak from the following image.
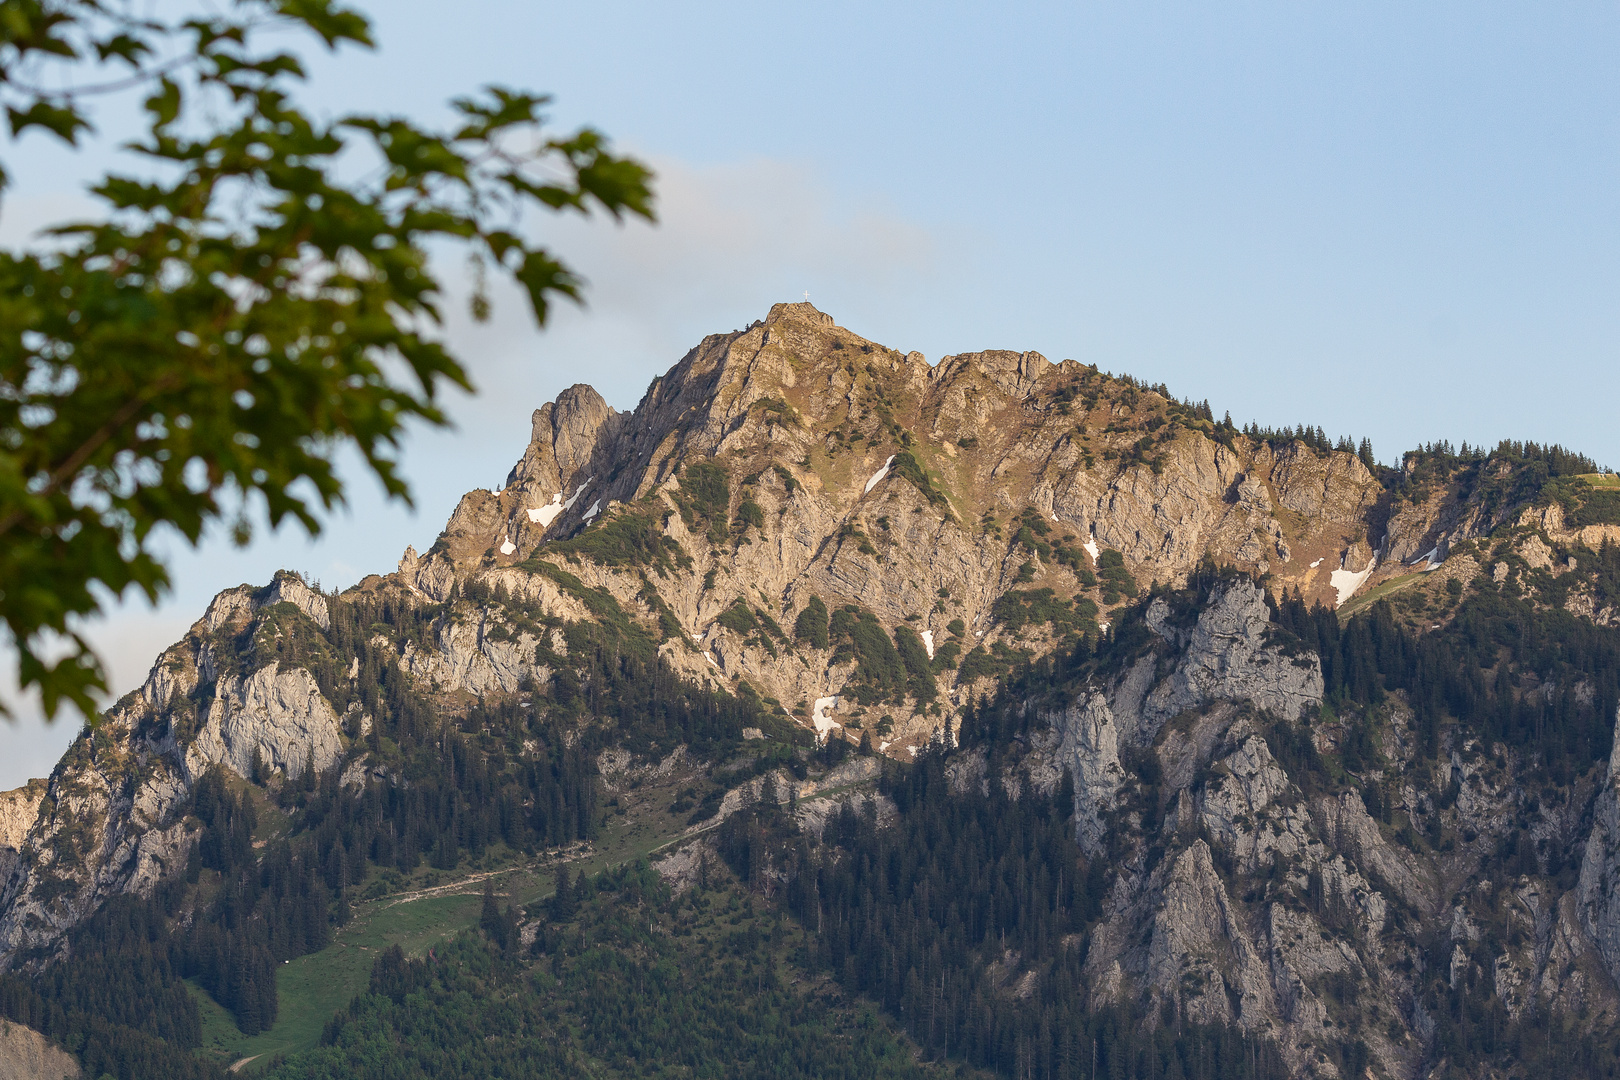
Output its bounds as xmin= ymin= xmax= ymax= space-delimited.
xmin=765 ymin=300 xmax=835 ymax=328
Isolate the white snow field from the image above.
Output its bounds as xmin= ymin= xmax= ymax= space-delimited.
xmin=812 ymin=696 xmax=841 ymax=738
xmin=921 ymin=630 xmax=935 ymax=659
xmin=562 ymin=479 xmax=592 ymax=512
xmin=1331 ymin=556 xmax=1378 ymax=607
xmin=527 ymin=493 xmax=564 ymax=526
xmin=864 ymin=456 xmax=896 ymax=495
xmin=1410 ymin=546 xmax=1442 ymax=570
xmin=527 ymin=477 xmax=594 ymax=530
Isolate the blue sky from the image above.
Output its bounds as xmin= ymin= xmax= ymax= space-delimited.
xmin=3 ymin=1 xmax=1616 ymax=784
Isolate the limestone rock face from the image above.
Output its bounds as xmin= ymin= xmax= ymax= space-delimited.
xmin=358 ymin=301 xmax=1620 ymax=757
xmin=0 ymin=784 xmax=45 ymax=886
xmin=183 ymin=664 xmax=343 ymax=782
xmin=1577 ymin=708 xmax=1620 ymax=988
xmin=399 ymin=543 xmax=456 ymax=602
xmin=260 ymin=572 xmax=330 ymax=630
xmin=1146 ymin=581 xmax=1324 ymax=725
xmin=400 ymin=611 xmax=552 ymax=698
xmin=200 ymin=570 xmax=329 ymax=634
xmin=0 ymin=786 xmax=43 ymax=856
xmin=1087 ymin=839 xmax=1278 ymax=1032
xmin=1054 ymin=692 xmax=1125 ymax=855
xmin=0 ymin=743 xmax=195 ymax=962
xmin=1038 ymin=579 xmax=1580 ymax=1075
xmin=0 ymin=572 xmax=348 ymax=963
xmin=1316 ymin=788 xmax=1434 ymax=913
xmin=1053 ymin=580 xmax=1322 ymax=860
xmin=391 ymin=302 xmax=1401 ymax=753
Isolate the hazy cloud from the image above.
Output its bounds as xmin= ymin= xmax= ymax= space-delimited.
xmin=436 ymin=153 xmax=942 ymax=417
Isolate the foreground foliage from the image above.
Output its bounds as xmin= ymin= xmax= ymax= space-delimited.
xmin=0 ymin=0 xmax=653 ymax=717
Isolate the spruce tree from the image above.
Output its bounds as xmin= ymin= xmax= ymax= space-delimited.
xmin=549 ymin=867 xmax=576 ymax=922
xmin=480 ymin=881 xmax=503 ymax=941
xmin=1358 ymin=437 xmax=1377 ymax=472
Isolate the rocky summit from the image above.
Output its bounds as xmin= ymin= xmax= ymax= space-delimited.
xmin=4 ymin=302 xmax=1620 ymax=1080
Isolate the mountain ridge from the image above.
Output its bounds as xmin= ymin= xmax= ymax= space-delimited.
xmin=4 ymin=301 xmax=1620 ymax=1079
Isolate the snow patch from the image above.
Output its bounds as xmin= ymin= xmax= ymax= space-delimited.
xmin=703 ymin=651 xmax=719 ymax=669
xmin=1082 ymin=538 xmax=1100 ymax=561
xmin=863 ymin=455 xmax=896 ymax=495
xmin=582 ymin=499 xmax=601 ymax=523
xmin=812 ymin=696 xmax=841 ymax=739
xmin=561 ymin=478 xmax=592 ymax=512
xmin=1410 ymin=546 xmax=1442 ymax=570
xmin=527 ymin=493 xmax=564 ymax=527
xmin=921 ymin=630 xmax=935 ymax=659
xmin=1308 ymin=558 xmax=1323 ymax=569
xmin=1330 ymin=555 xmax=1379 ymax=608
xmin=499 ymin=535 xmax=516 ymax=556
xmin=1098 ymin=620 xmax=1111 ymax=634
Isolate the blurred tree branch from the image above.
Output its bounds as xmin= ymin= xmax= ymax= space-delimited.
xmin=0 ymin=0 xmax=654 ymax=719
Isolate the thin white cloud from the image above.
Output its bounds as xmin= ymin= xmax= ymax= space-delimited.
xmin=435 ymin=153 xmax=942 ymax=416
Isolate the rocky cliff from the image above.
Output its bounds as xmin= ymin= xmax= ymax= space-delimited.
xmin=394 ymin=302 xmax=1398 ymax=748
xmin=951 ymin=570 xmax=1620 ymax=1078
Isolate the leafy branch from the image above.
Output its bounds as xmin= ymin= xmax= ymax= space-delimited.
xmin=0 ymin=0 xmax=655 ymax=718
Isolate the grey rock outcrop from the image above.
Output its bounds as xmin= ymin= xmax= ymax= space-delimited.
xmin=1578 ymin=707 xmax=1620 ymax=987
xmin=1040 ymin=581 xmax=1463 ymax=1074
xmin=0 ymin=784 xmax=44 ymax=886
xmin=1087 ymin=839 xmax=1278 ymax=1031
xmin=384 ymin=301 xmax=1397 ymax=750
xmin=1139 ymin=581 xmax=1324 ymax=727
xmin=0 ymin=747 xmax=195 ymax=962
xmin=184 ymin=664 xmax=343 ymax=782
xmin=0 ymin=569 xmax=353 ymax=963
xmin=1055 ymin=692 xmax=1126 ymax=855
xmin=259 ymin=571 xmax=330 ymax=630
xmin=201 ymin=570 xmax=328 ymax=633
xmin=1053 ymin=579 xmax=1322 ymax=856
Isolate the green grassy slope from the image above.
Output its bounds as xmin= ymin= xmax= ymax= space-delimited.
xmin=195 ymin=758 xmax=731 ymax=1069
